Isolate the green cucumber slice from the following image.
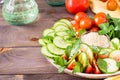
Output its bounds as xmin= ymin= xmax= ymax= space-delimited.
xmin=109 ymin=50 xmax=120 ymax=62
xmin=110 ymin=38 xmax=120 ymax=49
xmin=78 ymin=52 xmax=89 ymax=71
xmin=80 ymin=44 xmax=93 ymax=65
xmin=53 ymin=36 xmax=71 ymax=49
xmin=41 ymin=46 xmax=58 ymax=58
xmin=38 ymin=39 xmax=46 ymax=46
xmin=52 ymin=21 xmax=68 ymax=29
xmin=43 ymin=29 xmax=54 ymax=37
xmin=55 ymin=25 xmax=69 ymax=32
xmin=56 ymin=31 xmax=68 ymax=36
xmin=97 ymin=58 xmax=119 ymax=74
xmin=47 ymin=43 xmax=65 ymax=55
xmin=59 ymin=19 xmax=73 ymax=27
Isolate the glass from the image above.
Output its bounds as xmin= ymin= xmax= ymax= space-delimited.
xmin=2 ymin=0 xmax=39 ymax=26
xmin=46 ymin=0 xmax=65 ymax=6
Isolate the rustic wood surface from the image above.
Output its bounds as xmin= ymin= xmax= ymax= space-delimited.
xmin=0 ymin=0 xmax=102 ymax=80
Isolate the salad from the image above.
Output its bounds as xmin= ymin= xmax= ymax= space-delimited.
xmin=38 ymin=12 xmax=120 ymax=75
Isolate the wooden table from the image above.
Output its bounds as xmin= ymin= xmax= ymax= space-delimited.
xmin=0 ymin=0 xmax=100 ymax=80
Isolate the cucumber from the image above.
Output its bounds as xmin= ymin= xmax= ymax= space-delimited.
xmin=47 ymin=43 xmax=65 ymax=55
xmin=97 ymin=58 xmax=119 ymax=74
xmin=56 ymin=31 xmax=69 ymax=37
xmin=78 ymin=52 xmax=88 ymax=71
xmin=98 ymin=48 xmax=112 ymax=58
xmin=59 ymin=19 xmax=73 ymax=27
xmin=41 ymin=46 xmax=58 ymax=58
xmin=38 ymin=39 xmax=46 ymax=46
xmin=110 ymin=38 xmax=120 ymax=49
xmin=52 ymin=21 xmax=68 ymax=29
xmin=55 ymin=25 xmax=69 ymax=32
xmin=80 ymin=44 xmax=93 ymax=64
xmin=109 ymin=50 xmax=120 ymax=62
xmin=53 ymin=36 xmax=72 ymax=49
xmin=43 ymin=29 xmax=54 ymax=37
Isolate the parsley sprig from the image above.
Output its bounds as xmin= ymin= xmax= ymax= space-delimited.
xmin=98 ymin=14 xmax=120 ymax=39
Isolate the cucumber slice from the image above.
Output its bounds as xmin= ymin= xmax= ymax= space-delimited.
xmin=38 ymin=39 xmax=46 ymax=46
xmin=47 ymin=43 xmax=65 ymax=55
xmin=78 ymin=52 xmax=88 ymax=71
xmin=55 ymin=25 xmax=69 ymax=32
xmin=43 ymin=29 xmax=54 ymax=37
xmin=109 ymin=50 xmax=120 ymax=62
xmin=56 ymin=31 xmax=68 ymax=36
xmin=80 ymin=44 xmax=93 ymax=64
xmin=97 ymin=58 xmax=119 ymax=74
xmin=53 ymin=36 xmax=71 ymax=49
xmin=41 ymin=46 xmax=58 ymax=58
xmin=110 ymin=38 xmax=120 ymax=49
xmin=52 ymin=21 xmax=68 ymax=29
xmin=59 ymin=19 xmax=73 ymax=27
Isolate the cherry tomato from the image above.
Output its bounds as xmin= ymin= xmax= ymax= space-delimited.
xmin=94 ymin=12 xmax=107 ymax=26
xmin=79 ymin=17 xmax=92 ymax=30
xmin=100 ymin=0 xmax=108 ymax=2
xmin=74 ymin=12 xmax=88 ymax=23
xmin=65 ymin=0 xmax=89 ymax=14
xmin=73 ymin=21 xmax=80 ymax=32
xmin=107 ymin=0 xmax=118 ymax=11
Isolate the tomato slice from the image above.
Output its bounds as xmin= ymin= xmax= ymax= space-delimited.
xmin=67 ymin=60 xmax=75 ymax=70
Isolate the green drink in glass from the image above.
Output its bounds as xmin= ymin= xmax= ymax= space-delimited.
xmin=2 ymin=0 xmax=39 ymax=26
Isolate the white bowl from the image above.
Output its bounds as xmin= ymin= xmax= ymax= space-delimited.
xmin=47 ymin=58 xmax=120 ymax=79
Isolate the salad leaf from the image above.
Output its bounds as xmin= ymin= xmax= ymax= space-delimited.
xmin=58 ymin=66 xmax=66 ymax=73
xmin=98 ymin=14 xmax=120 ymax=39
xmin=79 ymin=29 xmax=87 ymax=35
xmin=97 ymin=59 xmax=107 ymax=73
xmin=53 ymin=56 xmax=67 ymax=67
xmin=65 ymin=45 xmax=72 ymax=58
xmin=69 ymin=39 xmax=81 ymax=59
xmin=117 ymin=62 xmax=120 ymax=68
xmin=72 ymin=62 xmax=83 ymax=74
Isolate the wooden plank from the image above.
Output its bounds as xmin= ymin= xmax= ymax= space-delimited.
xmin=0 ymin=47 xmax=58 ymax=74
xmin=0 ymin=74 xmax=89 ymax=80
xmin=0 ymin=0 xmax=93 ymax=47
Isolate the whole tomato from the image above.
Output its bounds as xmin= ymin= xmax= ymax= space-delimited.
xmin=94 ymin=12 xmax=107 ymax=26
xmin=79 ymin=17 xmax=92 ymax=30
xmin=65 ymin=0 xmax=89 ymax=14
xmin=74 ymin=12 xmax=88 ymax=23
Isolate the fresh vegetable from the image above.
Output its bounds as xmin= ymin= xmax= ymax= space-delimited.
xmin=74 ymin=12 xmax=88 ymax=23
xmin=98 ymin=14 xmax=120 ymax=39
xmin=107 ymin=0 xmax=118 ymax=11
xmin=39 ymin=18 xmax=120 ymax=75
xmin=93 ymin=59 xmax=101 ymax=74
xmin=94 ymin=12 xmax=107 ymax=26
xmin=79 ymin=17 xmax=92 ymax=30
xmin=97 ymin=58 xmax=119 ymax=74
xmin=65 ymin=0 xmax=89 ymax=14
xmin=109 ymin=50 xmax=120 ymax=62
xmin=78 ymin=52 xmax=89 ymax=71
xmin=85 ymin=63 xmax=93 ymax=73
